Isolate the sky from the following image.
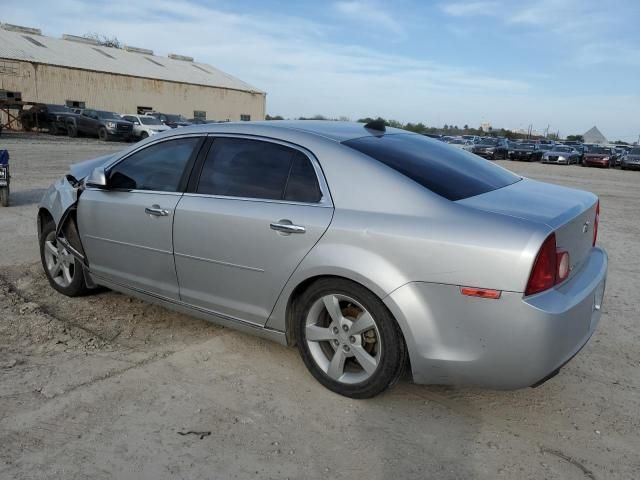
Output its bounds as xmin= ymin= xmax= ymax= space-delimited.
xmin=2 ymin=0 xmax=639 ymax=141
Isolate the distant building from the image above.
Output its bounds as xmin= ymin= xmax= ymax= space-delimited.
xmin=0 ymin=23 xmax=265 ymax=124
xmin=480 ymin=122 xmax=492 ymax=132
xmin=583 ymin=126 xmax=607 ymax=144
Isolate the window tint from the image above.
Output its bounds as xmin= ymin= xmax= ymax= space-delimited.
xmin=197 ymin=138 xmax=321 ymax=203
xmin=284 ymin=152 xmax=322 ymax=203
xmin=343 ymin=134 xmax=520 ymax=201
xmin=198 ymin=138 xmax=293 ymax=200
xmin=108 ymin=137 xmax=199 ymax=192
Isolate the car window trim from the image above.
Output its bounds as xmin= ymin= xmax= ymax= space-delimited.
xmin=98 ymin=134 xmax=208 ymax=194
xmin=186 ymin=133 xmax=333 ymax=207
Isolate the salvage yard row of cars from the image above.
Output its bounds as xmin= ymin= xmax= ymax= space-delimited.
xmin=17 ymin=103 xmax=209 ymax=141
xmin=14 ymin=104 xmax=640 ymax=170
xmin=443 ymin=135 xmax=639 ymax=170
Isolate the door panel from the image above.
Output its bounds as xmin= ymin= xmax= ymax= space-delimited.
xmin=78 ymin=190 xmax=182 ymax=299
xmin=173 ymin=196 xmax=332 ymax=325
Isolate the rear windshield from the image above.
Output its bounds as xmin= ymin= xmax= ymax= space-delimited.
xmin=343 ymin=133 xmax=521 ymax=201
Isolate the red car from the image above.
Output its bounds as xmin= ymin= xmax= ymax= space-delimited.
xmin=582 ymin=146 xmax=614 ymax=168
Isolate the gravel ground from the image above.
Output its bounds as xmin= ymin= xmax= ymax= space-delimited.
xmin=0 ymin=132 xmax=638 ymax=479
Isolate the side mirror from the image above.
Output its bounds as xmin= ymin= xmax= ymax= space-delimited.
xmin=86 ymin=166 xmax=108 ymax=188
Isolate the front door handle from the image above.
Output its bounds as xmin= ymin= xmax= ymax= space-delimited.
xmin=145 ymin=205 xmax=170 ymax=217
xmin=270 ymin=220 xmax=306 ymax=234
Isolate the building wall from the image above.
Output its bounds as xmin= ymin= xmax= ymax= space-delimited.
xmin=1 ymin=59 xmax=265 ymax=124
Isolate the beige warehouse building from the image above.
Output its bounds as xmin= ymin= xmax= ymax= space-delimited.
xmin=0 ymin=23 xmax=266 ymax=124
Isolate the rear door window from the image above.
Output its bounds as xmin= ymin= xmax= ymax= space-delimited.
xmin=197 ymin=138 xmax=322 ymax=203
xmin=343 ymin=134 xmax=520 ymax=201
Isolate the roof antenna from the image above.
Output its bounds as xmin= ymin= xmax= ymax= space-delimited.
xmin=364 ymin=120 xmax=386 ymax=132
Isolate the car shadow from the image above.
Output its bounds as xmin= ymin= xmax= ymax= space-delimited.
xmin=5 ymin=187 xmax=47 ymax=207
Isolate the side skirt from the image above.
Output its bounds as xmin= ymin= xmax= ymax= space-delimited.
xmin=89 ymin=272 xmax=288 ymax=346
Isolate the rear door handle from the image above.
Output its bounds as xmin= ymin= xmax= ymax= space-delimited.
xmin=270 ymin=221 xmax=306 ymax=234
xmin=145 ymin=205 xmax=170 ymax=217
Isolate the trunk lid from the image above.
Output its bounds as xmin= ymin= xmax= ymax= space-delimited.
xmin=457 ymin=178 xmax=598 ymax=280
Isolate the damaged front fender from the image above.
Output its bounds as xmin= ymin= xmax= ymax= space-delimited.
xmin=38 ymin=175 xmax=87 ymax=265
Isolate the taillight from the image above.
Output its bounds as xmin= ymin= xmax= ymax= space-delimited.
xmin=526 ymin=234 xmax=557 ymax=295
xmin=593 ymin=200 xmax=599 ymax=246
xmin=525 ymin=234 xmax=572 ymax=295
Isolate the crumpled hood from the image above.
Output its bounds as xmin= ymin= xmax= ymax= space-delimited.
xmin=69 ymin=153 xmax=117 ymax=180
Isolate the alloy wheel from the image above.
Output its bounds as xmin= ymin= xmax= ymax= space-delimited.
xmin=43 ymin=231 xmax=75 ymax=288
xmin=304 ymin=294 xmax=381 ymax=384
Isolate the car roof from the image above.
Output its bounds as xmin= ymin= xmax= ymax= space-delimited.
xmin=170 ymin=120 xmax=411 ymax=143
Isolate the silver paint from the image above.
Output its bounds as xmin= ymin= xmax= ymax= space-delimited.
xmin=38 ymin=121 xmax=609 ymax=388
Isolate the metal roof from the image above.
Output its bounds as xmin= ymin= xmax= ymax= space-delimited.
xmin=0 ymin=26 xmax=264 ymax=94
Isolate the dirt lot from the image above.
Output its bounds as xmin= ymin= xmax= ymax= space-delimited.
xmin=0 ymin=133 xmax=638 ymax=480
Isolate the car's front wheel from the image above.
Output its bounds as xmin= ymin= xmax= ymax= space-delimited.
xmin=98 ymin=127 xmax=109 ymax=141
xmin=40 ymin=221 xmax=89 ymax=297
xmin=294 ymin=278 xmax=406 ymax=398
xmin=140 ymin=131 xmax=149 ymax=139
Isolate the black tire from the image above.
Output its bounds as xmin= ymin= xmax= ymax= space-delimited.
xmin=39 ymin=220 xmax=89 ymax=297
xmin=294 ymin=278 xmax=407 ymax=398
xmin=140 ymin=131 xmax=149 ymax=139
xmin=0 ymin=187 xmax=8 ymax=207
xmin=98 ymin=127 xmax=109 ymax=141
xmin=67 ymin=124 xmax=77 ymax=137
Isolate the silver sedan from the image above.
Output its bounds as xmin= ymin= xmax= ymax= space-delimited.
xmin=38 ymin=121 xmax=608 ymax=398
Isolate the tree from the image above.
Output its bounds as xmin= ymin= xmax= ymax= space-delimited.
xmin=83 ymin=32 xmax=122 ymax=49
xmin=265 ymin=114 xmax=284 ymax=120
xmin=566 ymin=135 xmax=584 ymax=142
xmin=463 ymin=124 xmax=469 ymax=130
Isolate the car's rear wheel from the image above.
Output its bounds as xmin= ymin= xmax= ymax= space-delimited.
xmin=140 ymin=131 xmax=149 ymax=139
xmin=66 ymin=124 xmax=77 ymax=137
xmin=294 ymin=278 xmax=406 ymax=398
xmin=98 ymin=127 xmax=109 ymax=141
xmin=40 ymin=221 xmax=89 ymax=297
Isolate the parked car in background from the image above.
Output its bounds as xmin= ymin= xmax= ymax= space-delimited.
xmin=509 ymin=143 xmax=543 ymax=162
xmin=19 ymin=104 xmax=73 ymax=134
xmin=620 ymin=147 xmax=640 ymax=170
xmin=37 ymin=120 xmax=607 ymax=398
xmin=582 ymin=146 xmax=614 ymax=168
xmin=612 ymin=147 xmax=627 ymax=167
xmin=121 ymin=114 xmax=171 ymax=139
xmin=148 ymin=112 xmax=192 ymax=129
xmin=541 ymin=145 xmax=581 ymax=165
xmin=65 ymin=109 xmax=134 ymax=141
xmin=445 ymin=138 xmax=473 ymax=150
xmin=471 ymin=137 xmax=509 ymax=159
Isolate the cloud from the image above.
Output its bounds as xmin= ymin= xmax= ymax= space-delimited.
xmin=439 ymin=1 xmax=500 ymax=16
xmin=334 ymin=1 xmax=405 ymax=37
xmin=1 ymin=0 xmax=637 ymax=139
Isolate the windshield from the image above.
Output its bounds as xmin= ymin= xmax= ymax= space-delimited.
xmin=97 ymin=111 xmax=122 ymax=120
xmin=554 ymin=146 xmax=573 ymax=153
xmin=537 ymin=144 xmax=553 ymax=150
xmin=629 ymin=148 xmax=640 ymax=155
xmin=517 ymin=144 xmax=535 ymax=150
xmin=589 ymin=147 xmax=610 ymax=154
xmin=343 ymin=134 xmax=520 ymax=201
xmin=140 ymin=116 xmax=163 ymax=126
xmin=448 ymin=139 xmax=465 ymax=145
xmin=46 ymin=104 xmax=71 ymax=112
xmin=478 ymin=138 xmax=498 ymax=146
xmin=165 ymin=114 xmax=188 ymax=122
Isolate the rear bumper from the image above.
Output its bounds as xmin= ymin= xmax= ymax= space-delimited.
xmin=384 ymin=247 xmax=608 ymax=389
